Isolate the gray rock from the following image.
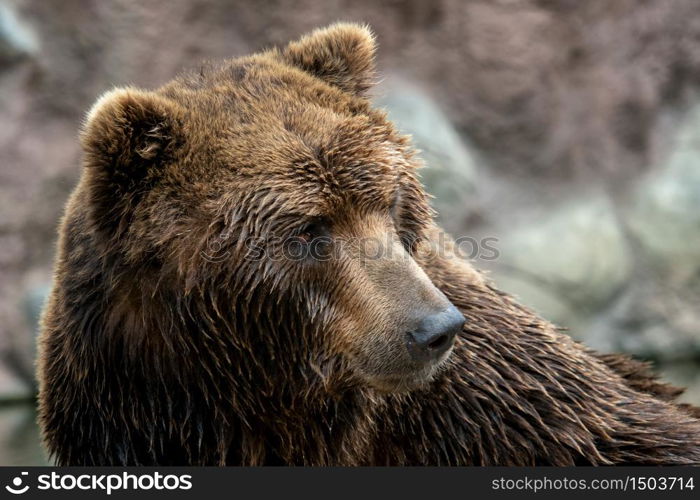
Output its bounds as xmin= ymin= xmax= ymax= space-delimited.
xmin=589 ymin=103 xmax=700 ymax=361
xmin=23 ymin=283 xmax=50 ymax=337
xmin=1 ymin=282 xmax=50 ymax=393
xmin=487 ymin=272 xmax=581 ymax=329
xmin=584 ymin=277 xmax=700 ymax=359
xmin=0 ymin=2 xmax=38 ymax=65
xmin=626 ymin=104 xmax=700 ymax=283
xmin=490 ymin=194 xmax=631 ymax=326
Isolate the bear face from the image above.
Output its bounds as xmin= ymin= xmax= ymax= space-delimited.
xmin=78 ymin=24 xmax=464 ymax=395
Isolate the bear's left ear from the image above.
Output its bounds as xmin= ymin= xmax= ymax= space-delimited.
xmin=81 ymin=87 xmax=181 ymax=185
xmin=282 ymin=23 xmax=377 ymax=96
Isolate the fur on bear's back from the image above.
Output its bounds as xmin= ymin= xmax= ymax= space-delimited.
xmin=37 ymin=23 xmax=700 ymax=466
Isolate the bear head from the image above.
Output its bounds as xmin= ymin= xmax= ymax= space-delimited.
xmin=78 ymin=23 xmax=465 ymax=397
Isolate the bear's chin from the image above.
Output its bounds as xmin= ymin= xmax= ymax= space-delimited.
xmin=366 ymin=373 xmax=435 ymax=394
xmin=361 ymin=351 xmax=453 ymax=394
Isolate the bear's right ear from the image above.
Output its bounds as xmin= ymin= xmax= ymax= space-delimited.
xmin=80 ymin=87 xmax=182 ymax=238
xmin=80 ymin=87 xmax=181 ymax=191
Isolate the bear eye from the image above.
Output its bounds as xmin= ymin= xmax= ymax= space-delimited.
xmin=296 ymin=218 xmax=330 ymax=244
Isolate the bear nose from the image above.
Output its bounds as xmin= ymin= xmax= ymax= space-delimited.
xmin=406 ymin=305 xmax=464 ymax=363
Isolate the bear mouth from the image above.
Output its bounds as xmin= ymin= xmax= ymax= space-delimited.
xmin=365 ymin=370 xmax=437 ymax=393
xmin=361 ymin=347 xmax=454 ymax=394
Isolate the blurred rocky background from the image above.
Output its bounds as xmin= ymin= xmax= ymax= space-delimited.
xmin=2 ymin=0 xmax=700 ymax=464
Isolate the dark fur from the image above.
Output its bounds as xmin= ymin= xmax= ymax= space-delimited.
xmin=37 ymin=24 xmax=700 ymax=465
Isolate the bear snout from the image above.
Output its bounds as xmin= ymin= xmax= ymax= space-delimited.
xmin=405 ymin=305 xmax=464 ymax=364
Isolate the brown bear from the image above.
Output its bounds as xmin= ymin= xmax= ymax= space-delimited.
xmin=37 ymin=23 xmax=700 ymax=466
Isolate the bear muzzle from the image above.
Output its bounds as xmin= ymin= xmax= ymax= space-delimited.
xmin=405 ymin=304 xmax=464 ymax=364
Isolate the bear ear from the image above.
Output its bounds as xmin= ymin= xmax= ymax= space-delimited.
xmin=282 ymin=23 xmax=377 ymax=95
xmin=80 ymin=87 xmax=180 ymax=189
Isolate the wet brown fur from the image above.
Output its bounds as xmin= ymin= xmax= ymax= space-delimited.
xmin=37 ymin=24 xmax=700 ymax=465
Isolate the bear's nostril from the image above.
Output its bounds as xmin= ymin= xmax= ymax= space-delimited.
xmin=406 ymin=305 xmax=464 ymax=364
xmin=427 ymin=334 xmax=449 ymax=351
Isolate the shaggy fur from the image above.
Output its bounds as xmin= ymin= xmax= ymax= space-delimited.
xmin=37 ymin=23 xmax=700 ymax=465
